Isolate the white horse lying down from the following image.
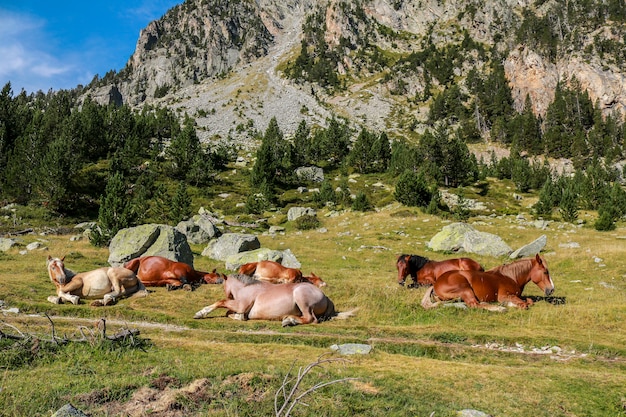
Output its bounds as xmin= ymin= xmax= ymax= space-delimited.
xmin=193 ymin=274 xmax=354 ymax=327
xmin=46 ymin=256 xmax=148 ymax=306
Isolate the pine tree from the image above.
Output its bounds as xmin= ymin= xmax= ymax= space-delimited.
xmin=167 ymin=115 xmax=200 ymax=179
xmin=91 ymin=172 xmax=133 ymax=246
xmin=170 ymin=181 xmax=192 ymax=223
xmin=394 ymin=170 xmax=433 ymax=208
xmin=348 ymin=127 xmax=376 ymax=173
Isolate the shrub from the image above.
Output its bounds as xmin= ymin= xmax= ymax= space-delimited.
xmin=294 ymin=215 xmax=320 ymax=230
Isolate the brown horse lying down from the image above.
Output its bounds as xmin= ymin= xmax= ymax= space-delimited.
xmin=123 ymin=256 xmax=225 ymax=290
xmin=237 ymin=260 xmax=326 ymax=287
xmin=193 ymin=274 xmax=353 ymax=326
xmin=396 ymin=254 xmax=484 ymax=287
xmin=421 ymin=254 xmax=554 ymax=311
xmin=47 ymin=256 xmax=148 ymax=306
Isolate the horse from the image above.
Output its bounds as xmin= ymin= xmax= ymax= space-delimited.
xmin=237 ymin=260 xmax=326 ymax=287
xmin=46 ymin=256 xmax=148 ymax=306
xmin=123 ymin=256 xmax=225 ymax=290
xmin=193 ymin=274 xmax=352 ymax=326
xmin=421 ymin=254 xmax=554 ymax=311
xmin=396 ymin=254 xmax=484 ymax=287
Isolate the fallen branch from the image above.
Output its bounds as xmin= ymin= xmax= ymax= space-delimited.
xmin=274 ymin=354 xmax=358 ymax=417
xmin=0 ymin=317 xmax=140 ymax=344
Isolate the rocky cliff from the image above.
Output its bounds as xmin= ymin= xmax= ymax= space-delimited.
xmin=86 ymin=0 xmax=626 ymax=145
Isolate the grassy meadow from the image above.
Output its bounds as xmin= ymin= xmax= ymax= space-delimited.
xmin=1 ymin=181 xmax=626 ymax=416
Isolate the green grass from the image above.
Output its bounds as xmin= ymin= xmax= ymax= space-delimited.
xmin=1 ymin=185 xmax=626 ymax=416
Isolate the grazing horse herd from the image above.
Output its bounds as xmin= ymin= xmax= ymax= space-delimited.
xmin=46 ymin=249 xmax=555 ymax=326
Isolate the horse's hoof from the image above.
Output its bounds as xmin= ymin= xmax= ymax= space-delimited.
xmin=193 ymin=312 xmax=205 ymax=319
xmin=182 ymin=284 xmax=192 ymax=291
xmin=47 ymin=296 xmax=62 ymax=304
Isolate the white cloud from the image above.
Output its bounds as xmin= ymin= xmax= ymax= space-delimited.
xmin=0 ymin=10 xmax=79 ymax=92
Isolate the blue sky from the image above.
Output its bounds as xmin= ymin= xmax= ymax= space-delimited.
xmin=0 ymin=1 xmax=181 ymax=94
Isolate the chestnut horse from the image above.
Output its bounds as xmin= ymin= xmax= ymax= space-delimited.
xmin=396 ymin=254 xmax=484 ymax=287
xmin=46 ymin=256 xmax=148 ymax=306
xmin=123 ymin=256 xmax=225 ymax=290
xmin=421 ymin=254 xmax=554 ymax=311
xmin=193 ymin=274 xmax=351 ymax=326
xmin=237 ymin=260 xmax=326 ymax=287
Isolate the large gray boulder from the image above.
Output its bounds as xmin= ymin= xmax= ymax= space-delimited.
xmin=0 ymin=238 xmax=17 ymax=252
xmin=224 ymin=247 xmax=302 ymax=271
xmin=176 ymin=214 xmax=221 ymax=245
xmin=108 ymin=224 xmax=194 ymax=267
xmin=201 ymin=233 xmax=260 ymax=261
xmin=225 ymin=248 xmax=285 ymax=271
xmin=510 ymin=234 xmax=547 ymax=259
xmin=287 ymin=207 xmax=317 ymax=222
xmin=428 ymin=222 xmax=512 ymax=257
xmin=295 ymin=166 xmax=324 ymax=183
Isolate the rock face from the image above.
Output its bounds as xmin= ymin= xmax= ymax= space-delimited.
xmin=427 ymin=222 xmax=512 ymax=257
xmin=108 ymin=224 xmax=194 ymax=267
xmin=83 ymin=0 xmax=626 ymax=149
xmin=224 ymin=247 xmax=302 ymax=271
xmin=287 ymin=207 xmax=317 ymax=222
xmin=509 ymin=234 xmax=547 ymax=259
xmin=0 ymin=238 xmax=17 ymax=252
xmin=295 ymin=166 xmax=324 ymax=183
xmin=201 ymin=233 xmax=260 ymax=261
xmin=176 ymin=214 xmax=222 ymax=245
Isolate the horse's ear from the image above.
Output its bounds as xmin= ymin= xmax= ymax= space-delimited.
xmin=47 ymin=255 xmax=52 ymax=261
xmin=535 ymin=253 xmax=542 ymax=264
xmin=211 ymin=268 xmax=216 ymax=273
xmin=61 ymin=256 xmax=65 ymax=262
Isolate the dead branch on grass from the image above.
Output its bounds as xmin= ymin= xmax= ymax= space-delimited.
xmin=0 ymin=316 xmax=140 ymax=345
xmin=274 ymin=354 xmax=359 ymax=417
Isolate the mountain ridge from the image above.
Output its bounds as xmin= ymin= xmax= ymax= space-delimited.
xmin=85 ymin=0 xmax=626 ymax=150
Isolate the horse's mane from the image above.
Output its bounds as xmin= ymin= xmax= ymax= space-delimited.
xmin=231 ymin=273 xmax=262 ymax=286
xmin=488 ymin=258 xmax=532 ymax=278
xmin=408 ymin=255 xmax=429 ymax=271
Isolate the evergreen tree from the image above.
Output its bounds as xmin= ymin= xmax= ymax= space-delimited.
xmin=352 ymin=191 xmax=372 ymax=211
xmin=348 ymin=127 xmax=377 ymax=173
xmin=292 ymin=120 xmax=311 ymax=166
xmin=36 ymin=135 xmax=76 ymax=213
xmin=394 ymin=170 xmax=433 ymax=208
xmin=170 ymin=181 xmax=192 ymax=223
xmin=91 ymin=172 xmax=133 ymax=246
xmin=167 ymin=115 xmax=200 ymax=179
xmin=371 ymin=131 xmax=391 ymax=172
xmin=559 ymin=182 xmax=579 ymax=223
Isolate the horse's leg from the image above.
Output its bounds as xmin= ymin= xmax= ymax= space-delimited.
xmin=498 ymin=294 xmax=533 ymax=309
xmin=57 ymin=280 xmax=84 ymax=305
xmin=193 ymin=299 xmax=251 ymax=319
xmin=434 ymin=277 xmax=483 ymax=308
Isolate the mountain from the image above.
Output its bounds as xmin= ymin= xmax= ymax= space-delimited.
xmin=85 ymin=0 xmax=626 ymax=148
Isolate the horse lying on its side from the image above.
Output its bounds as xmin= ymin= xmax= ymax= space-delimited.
xmin=47 ymin=256 xmax=148 ymax=306
xmin=123 ymin=256 xmax=225 ymax=290
xmin=193 ymin=274 xmax=353 ymax=326
xmin=238 ymin=260 xmax=326 ymax=287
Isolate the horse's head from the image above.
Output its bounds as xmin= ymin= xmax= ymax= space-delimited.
xmin=47 ymin=255 xmax=68 ymax=285
xmin=304 ymin=272 xmax=326 ymax=288
xmin=530 ymin=254 xmax=554 ymax=296
xmin=396 ymin=255 xmax=411 ymax=286
xmin=203 ymin=269 xmax=225 ymax=284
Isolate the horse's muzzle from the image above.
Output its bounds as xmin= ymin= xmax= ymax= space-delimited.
xmin=544 ymin=287 xmax=554 ymax=296
xmin=398 ymin=280 xmax=405 ymax=286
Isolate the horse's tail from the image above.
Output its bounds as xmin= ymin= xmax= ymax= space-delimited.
xmin=421 ymin=286 xmax=441 ymax=309
xmin=123 ymin=257 xmax=142 ymax=274
xmin=322 ymin=297 xmax=358 ymax=321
